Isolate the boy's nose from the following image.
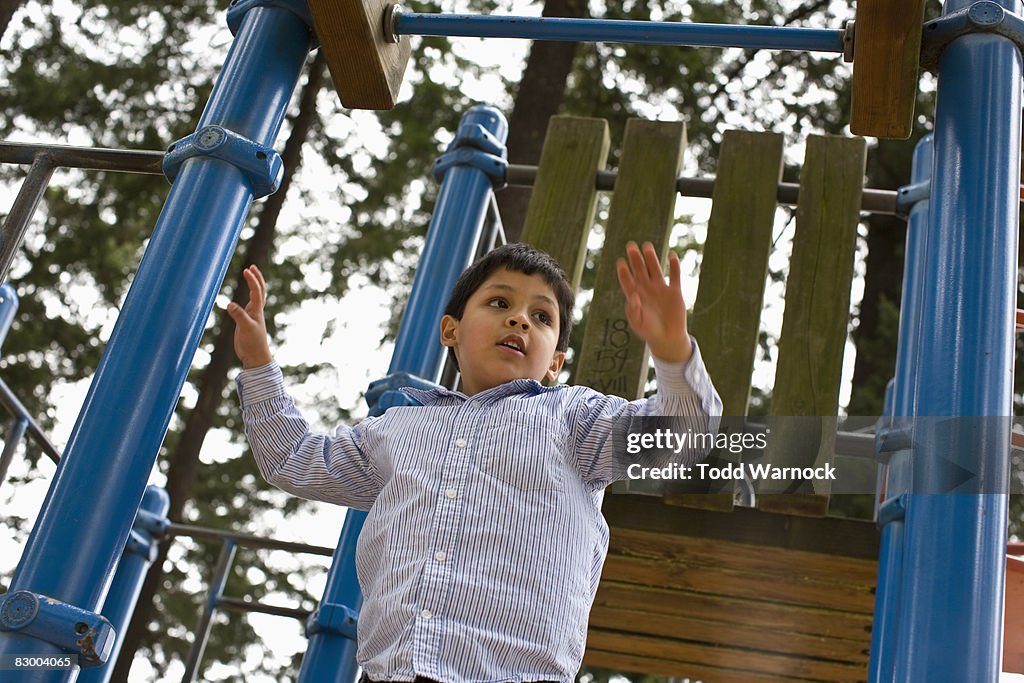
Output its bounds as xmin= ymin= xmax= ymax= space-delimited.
xmin=507 ymin=313 xmax=530 ymax=329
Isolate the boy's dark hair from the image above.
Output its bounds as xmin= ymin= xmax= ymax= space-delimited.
xmin=443 ymin=243 xmax=575 ymax=364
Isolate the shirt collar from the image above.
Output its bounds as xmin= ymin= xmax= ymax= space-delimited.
xmin=401 ymin=378 xmax=565 ymax=405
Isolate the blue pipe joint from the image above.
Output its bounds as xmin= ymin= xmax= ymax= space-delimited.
xmin=0 ymin=591 xmax=115 ymax=666
xmin=876 ymin=494 xmax=907 ymax=528
xmin=921 ymin=1 xmax=1024 ymax=71
xmin=163 ymin=125 xmax=284 ymax=198
xmin=226 ymin=0 xmax=315 ymax=41
xmin=305 ymin=602 xmax=359 ymax=641
xmin=432 ymin=120 xmax=508 ymax=186
xmin=895 ymin=179 xmax=930 ymax=217
xmin=875 ymin=424 xmax=913 ymax=462
xmin=364 ymin=371 xmax=444 ymax=416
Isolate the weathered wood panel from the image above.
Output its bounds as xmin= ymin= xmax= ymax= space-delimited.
xmin=520 ymin=116 xmax=610 ymax=290
xmin=307 ymin=0 xmax=411 ymax=109
xmin=760 ymin=135 xmax=866 ymax=508
xmin=574 ymin=119 xmax=686 ymax=400
xmin=850 ymin=0 xmax=927 ymax=138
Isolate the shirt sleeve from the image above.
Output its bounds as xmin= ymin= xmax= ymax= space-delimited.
xmin=236 ymin=361 xmax=383 ymax=510
xmin=568 ymin=338 xmax=723 ymax=486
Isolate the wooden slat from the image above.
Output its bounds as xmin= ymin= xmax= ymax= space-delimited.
xmin=589 ymin=604 xmax=869 ymax=663
xmin=760 ymin=135 xmax=866 ymax=508
xmin=584 ymin=648 xmax=804 ymax=683
xmin=690 ymin=130 xmax=784 ymax=416
xmin=574 ymin=119 xmax=686 ymax=400
xmin=307 ymin=0 xmax=412 ymax=110
xmin=1006 ymin=555 xmax=1024 ymax=673
xmin=594 ymin=582 xmax=873 ymax=642
xmin=609 ymin=526 xmax=878 ymax=584
xmin=601 ymin=555 xmax=875 ymax=613
xmin=850 ymin=0 xmax=927 ymax=139
xmin=520 ymin=116 xmax=610 ymax=290
xmin=586 ymin=630 xmax=869 ymax=682
xmin=603 ymin=493 xmax=880 ymax=560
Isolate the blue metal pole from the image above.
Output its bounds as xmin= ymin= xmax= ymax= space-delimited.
xmin=894 ymin=1 xmax=1020 ymax=678
xmin=867 ymin=135 xmax=932 ymax=683
xmin=77 ymin=486 xmax=170 ymax=683
xmin=392 ymin=11 xmax=845 ymax=53
xmin=297 ymin=105 xmax=508 ymax=683
xmin=0 ymin=4 xmax=312 ymax=679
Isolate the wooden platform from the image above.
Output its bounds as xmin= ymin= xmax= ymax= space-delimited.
xmin=586 ymin=494 xmax=879 ymax=683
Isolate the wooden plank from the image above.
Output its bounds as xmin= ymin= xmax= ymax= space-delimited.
xmin=850 ymin=0 xmax=927 ymax=139
xmin=520 ymin=116 xmax=610 ymax=290
xmin=760 ymin=135 xmax=866 ymax=507
xmin=603 ymin=493 xmax=881 ymax=560
xmin=588 ymin=604 xmax=869 ymax=663
xmin=1006 ymin=555 xmax=1024 ymax=673
xmin=574 ymin=119 xmax=686 ymax=400
xmin=609 ymin=526 xmax=878 ymax=584
xmin=586 ymin=630 xmax=869 ymax=682
xmin=584 ymin=648 xmax=804 ymax=683
xmin=690 ymin=130 xmax=783 ymax=416
xmin=601 ymin=555 xmax=876 ymax=613
xmin=594 ymin=582 xmax=873 ymax=642
xmin=307 ymin=0 xmax=412 ymax=110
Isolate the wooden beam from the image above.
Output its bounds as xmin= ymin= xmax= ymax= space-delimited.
xmin=584 ymin=649 xmax=798 ymax=683
xmin=759 ymin=135 xmax=866 ymax=511
xmin=602 ymin=493 xmax=880 ymax=559
xmin=594 ymin=582 xmax=873 ymax=642
xmin=574 ymin=119 xmax=687 ymax=400
xmin=850 ymin=0 xmax=927 ymax=138
xmin=586 ymin=630 xmax=869 ymax=681
xmin=307 ymin=0 xmax=412 ymax=110
xmin=520 ymin=116 xmax=610 ymax=290
xmin=690 ymin=130 xmax=783 ymax=417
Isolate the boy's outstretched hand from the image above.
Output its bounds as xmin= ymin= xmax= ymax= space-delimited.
xmin=226 ymin=265 xmax=274 ymax=369
xmin=616 ymin=241 xmax=692 ymax=364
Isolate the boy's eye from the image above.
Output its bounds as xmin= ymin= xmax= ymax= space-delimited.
xmin=534 ymin=311 xmax=553 ymax=325
xmin=488 ymin=298 xmax=508 ymax=309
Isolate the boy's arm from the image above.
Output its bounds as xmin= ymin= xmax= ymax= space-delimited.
xmin=228 ymin=265 xmax=381 ymax=508
xmin=238 ymin=361 xmax=383 ymax=509
xmin=569 ymin=241 xmax=723 ymax=484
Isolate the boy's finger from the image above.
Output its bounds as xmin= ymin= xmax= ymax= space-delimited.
xmin=642 ymin=242 xmax=662 ymax=282
xmin=626 ymin=242 xmax=649 ymax=285
xmin=616 ymin=258 xmax=635 ymax=296
xmin=668 ymin=250 xmax=681 ymax=289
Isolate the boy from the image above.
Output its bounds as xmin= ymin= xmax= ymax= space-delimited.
xmin=228 ymin=241 xmax=721 ymax=683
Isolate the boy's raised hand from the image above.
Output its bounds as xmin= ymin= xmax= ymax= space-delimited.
xmin=616 ymin=241 xmax=692 ymax=363
xmin=226 ymin=265 xmax=274 ymax=369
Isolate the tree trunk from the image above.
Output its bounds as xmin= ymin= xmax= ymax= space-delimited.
xmin=110 ymin=51 xmax=326 ymax=682
xmin=496 ymin=0 xmax=587 ymax=243
xmin=0 ymin=0 xmax=23 ymax=39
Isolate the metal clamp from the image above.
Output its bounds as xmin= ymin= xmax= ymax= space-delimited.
xmin=305 ymin=601 xmax=359 ymax=641
xmin=384 ymin=4 xmax=405 ymax=44
xmin=875 ymin=424 xmax=914 ymax=463
xmin=0 ymin=591 xmax=115 ymax=667
xmin=432 ymin=122 xmax=509 ymax=186
xmin=226 ymin=0 xmax=314 ymax=37
xmin=163 ymin=125 xmax=284 ymax=199
xmin=921 ymin=1 xmax=1024 ymax=72
xmin=895 ymin=179 xmax=931 ymax=216
xmin=876 ymin=493 xmax=907 ymax=528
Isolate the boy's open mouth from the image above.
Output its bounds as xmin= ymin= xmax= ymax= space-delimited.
xmin=497 ymin=335 xmax=526 ymax=355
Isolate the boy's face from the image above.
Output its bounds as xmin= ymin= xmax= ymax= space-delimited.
xmin=440 ymin=268 xmax=566 ymax=396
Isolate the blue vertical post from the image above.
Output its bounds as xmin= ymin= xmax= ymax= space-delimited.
xmin=893 ymin=2 xmax=1020 ymax=678
xmin=77 ymin=486 xmax=170 ymax=683
xmin=0 ymin=3 xmax=312 ymax=679
xmin=867 ymin=136 xmax=932 ymax=683
xmin=297 ymin=105 xmax=508 ymax=683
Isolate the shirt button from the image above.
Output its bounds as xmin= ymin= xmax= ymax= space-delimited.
xmin=445 ymin=488 xmax=458 ymax=499
xmin=434 ymin=551 xmax=447 ymax=562
xmin=455 ymin=438 xmax=467 ymax=448
xmin=420 ymin=609 xmax=432 ymax=619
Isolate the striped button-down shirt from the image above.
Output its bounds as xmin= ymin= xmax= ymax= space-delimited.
xmin=237 ymin=341 xmax=721 ymax=683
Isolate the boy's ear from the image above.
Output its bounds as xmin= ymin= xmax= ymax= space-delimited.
xmin=440 ymin=315 xmax=459 ymax=347
xmin=545 ymin=351 xmax=566 ymax=383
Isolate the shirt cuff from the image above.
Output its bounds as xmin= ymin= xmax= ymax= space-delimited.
xmin=236 ymin=361 xmax=287 ymax=405
xmin=652 ymin=338 xmax=723 ymax=417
